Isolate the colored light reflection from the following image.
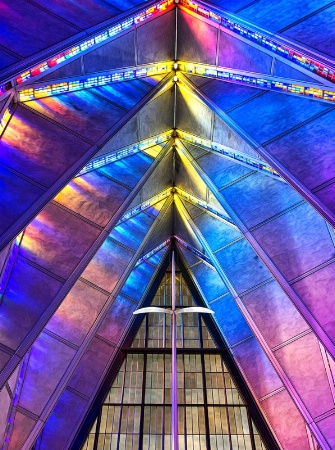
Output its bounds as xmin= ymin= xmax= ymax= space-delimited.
xmin=14 ymin=0 xmax=174 ymax=87
xmin=0 ymin=100 xmax=14 ymax=137
xmin=135 ymin=239 xmax=171 ymax=266
xmin=77 ymin=131 xmax=173 ymax=176
xmin=118 ymin=188 xmax=173 ymax=224
xmin=176 ymin=129 xmax=281 ymax=180
xmin=18 ymin=63 xmax=173 ymax=101
xmin=175 ymin=235 xmax=213 ymax=266
xmin=175 ymin=186 xmax=236 ymax=228
xmin=0 ymin=232 xmax=24 ymax=301
xmin=179 ymin=62 xmax=335 ymax=103
xmin=179 ymin=0 xmax=335 ymax=84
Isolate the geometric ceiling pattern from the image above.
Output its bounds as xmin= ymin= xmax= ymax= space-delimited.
xmin=1 ymin=0 xmax=335 ymax=448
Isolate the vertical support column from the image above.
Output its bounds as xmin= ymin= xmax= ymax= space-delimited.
xmin=171 ymin=251 xmax=179 ymax=450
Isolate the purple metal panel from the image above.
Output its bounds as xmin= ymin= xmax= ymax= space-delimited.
xmin=241 ymin=281 xmax=309 ymax=349
xmin=317 ymin=413 xmax=335 ymax=449
xmin=25 ymin=91 xmax=126 ymax=141
xmin=218 ymin=31 xmax=272 ymax=74
xmin=46 ymin=280 xmax=109 ymax=347
xmin=233 ymin=337 xmax=284 ymax=399
xmin=96 ymin=294 xmax=138 ymax=344
xmin=18 ymin=333 xmax=76 ymax=416
xmin=292 ymin=263 xmax=335 ymax=344
xmin=177 ymin=10 xmax=218 ymax=64
xmin=251 ymin=203 xmax=335 ymax=281
xmin=38 ymin=390 xmax=88 ymax=450
xmin=7 ymin=411 xmax=36 ymax=450
xmin=261 ymin=390 xmax=310 ymax=450
xmin=0 ymin=259 xmax=63 ymax=351
xmin=19 ymin=203 xmax=101 ymax=279
xmin=0 ymin=106 xmax=91 ymax=188
xmin=274 ymin=333 xmax=335 ymax=418
xmin=81 ymin=238 xmax=134 ymax=292
xmin=264 ymin=109 xmax=335 ymax=191
xmin=68 ymin=337 xmax=116 ymax=397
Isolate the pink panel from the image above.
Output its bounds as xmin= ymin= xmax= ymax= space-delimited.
xmin=292 ymin=262 xmax=335 ymax=343
xmin=97 ymin=295 xmax=137 ymax=345
xmin=7 ymin=411 xmax=36 ymax=450
xmin=233 ymin=337 xmax=283 ymax=399
xmin=0 ymin=387 xmax=11 ymax=448
xmin=82 ymin=238 xmax=134 ymax=293
xmin=242 ymin=280 xmax=309 ymax=348
xmin=20 ymin=203 xmax=101 ymax=279
xmin=68 ymin=337 xmax=116 ymax=397
xmin=19 ymin=333 xmax=76 ymax=416
xmin=274 ymin=333 xmax=334 ymax=418
xmin=261 ymin=389 xmax=310 ymax=450
xmin=317 ymin=413 xmax=335 ymax=448
xmin=46 ymin=280 xmax=108 ymax=347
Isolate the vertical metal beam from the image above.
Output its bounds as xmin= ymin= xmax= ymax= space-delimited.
xmin=171 ymin=250 xmax=179 ymax=450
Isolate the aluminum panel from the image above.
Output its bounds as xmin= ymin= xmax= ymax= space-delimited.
xmin=233 ymin=338 xmax=283 ymax=399
xmin=252 ymin=202 xmax=335 ymax=281
xmin=30 ymin=0 xmax=119 ymax=30
xmin=261 ymin=389 xmax=310 ymax=450
xmin=177 ymin=10 xmax=218 ymax=64
xmin=197 ymin=151 xmax=252 ymax=190
xmin=222 ymin=172 xmax=301 ymax=229
xmin=218 ymin=31 xmax=272 ymax=74
xmin=84 ymin=31 xmax=136 ymax=72
xmin=191 ymin=262 xmax=228 ymax=302
xmin=238 ymin=0 xmax=330 ymax=33
xmin=25 ymin=91 xmax=126 ymax=141
xmin=110 ymin=212 xmax=156 ymax=250
xmin=0 ymin=166 xmax=44 ymax=236
xmin=138 ymin=89 xmax=174 ymax=140
xmin=54 ymin=171 xmax=130 ymax=227
xmin=0 ymin=106 xmax=91 ymax=188
xmin=18 ymin=333 xmax=76 ymax=416
xmin=193 ymin=213 xmax=242 ymax=251
xmin=38 ymin=390 xmax=88 ymax=450
xmin=137 ymin=10 xmax=175 ymax=64
xmin=212 ymin=115 xmax=258 ymax=157
xmin=0 ymin=259 xmax=63 ymax=351
xmin=92 ymin=80 xmax=153 ymax=111
xmin=283 ymin=6 xmax=335 ymax=58
xmin=0 ymin=0 xmax=76 ymax=57
xmin=265 ymin=109 xmax=335 ymax=190
xmin=82 ymin=237 xmax=134 ymax=293
xmin=292 ymin=262 xmax=335 ymax=344
xmin=242 ymin=280 xmax=309 ymax=349
xmin=19 ymin=203 xmax=101 ymax=279
xmin=68 ymin=337 xmax=116 ymax=397
xmin=176 ymin=87 xmax=213 ymax=140
xmin=46 ymin=280 xmax=109 ymax=347
xmin=228 ymin=91 xmax=329 ymax=145
xmin=210 ymin=293 xmax=253 ymax=347
xmin=215 ymin=239 xmax=272 ymax=293
xmin=99 ymin=152 xmax=154 ymax=189
xmin=274 ymin=333 xmax=334 ymax=418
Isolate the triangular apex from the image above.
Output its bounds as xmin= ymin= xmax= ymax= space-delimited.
xmin=78 ymin=249 xmax=277 ymax=450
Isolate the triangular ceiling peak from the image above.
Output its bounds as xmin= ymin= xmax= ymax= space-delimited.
xmin=1 ymin=1 xmax=335 ymax=449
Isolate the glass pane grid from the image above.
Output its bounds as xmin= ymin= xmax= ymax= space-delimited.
xmin=84 ymin=270 xmax=266 ymax=450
